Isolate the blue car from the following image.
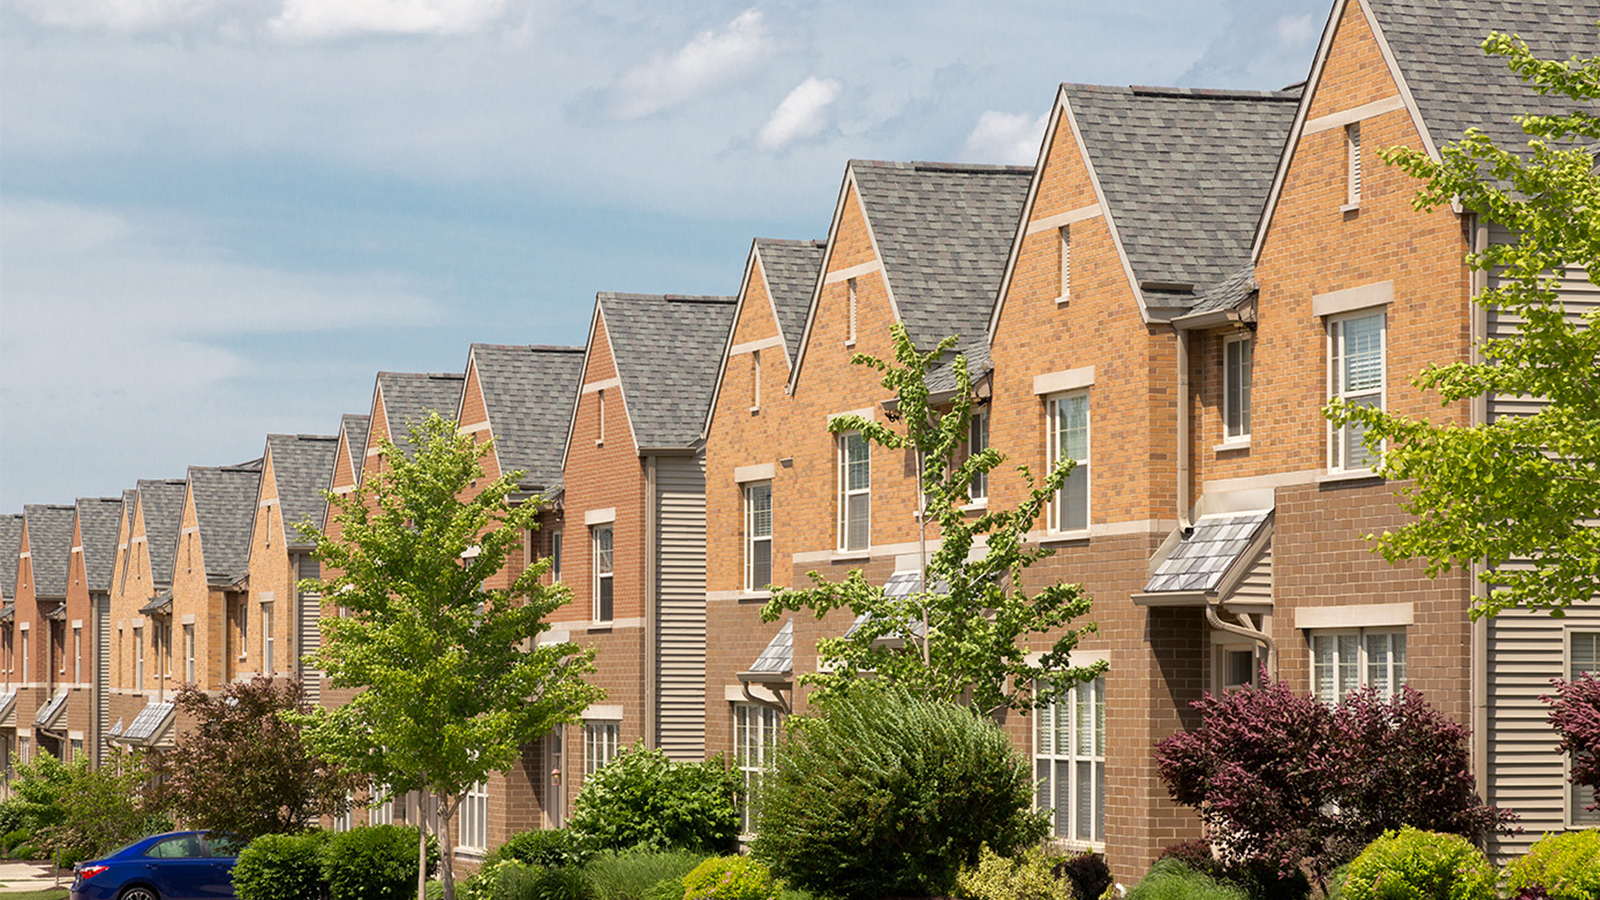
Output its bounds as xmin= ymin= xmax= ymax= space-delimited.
xmin=70 ymin=831 xmax=241 ymax=900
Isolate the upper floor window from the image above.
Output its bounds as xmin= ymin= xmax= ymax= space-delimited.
xmin=838 ymin=432 xmax=870 ymax=551
xmin=846 ymin=278 xmax=858 ymax=345
xmin=1311 ymin=628 xmax=1406 ymax=704
xmin=262 ymin=603 xmax=275 ymax=674
xmin=184 ymin=624 xmax=195 ymax=683
xmin=1329 ymin=310 xmax=1385 ymax=472
xmin=745 ymin=481 xmax=773 ymax=592
xmin=1035 ymin=675 xmax=1105 ymax=846
xmin=592 ymin=525 xmax=613 ymax=622
xmin=968 ymin=412 xmax=989 ymax=503
xmin=1224 ymin=334 xmax=1253 ymax=442
xmin=551 ymin=530 xmax=563 ymax=582
xmin=1058 ymin=225 xmax=1072 ymax=302
xmin=1346 ymin=123 xmax=1362 ymax=206
xmin=1050 ymin=393 xmax=1090 ymax=532
xmin=751 ymin=350 xmax=762 ymax=412
xmin=596 ymin=389 xmax=606 ymax=446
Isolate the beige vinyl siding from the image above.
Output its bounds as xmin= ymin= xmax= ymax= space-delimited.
xmin=1482 ymin=221 xmax=1600 ymax=861
xmin=96 ymin=594 xmax=110 ymax=766
xmin=1226 ymin=542 xmax=1272 ymax=606
xmin=655 ymin=454 xmax=707 ymax=760
xmin=297 ymin=553 xmax=323 ymax=705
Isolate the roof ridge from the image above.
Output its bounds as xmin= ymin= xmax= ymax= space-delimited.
xmin=851 ymin=158 xmax=1033 ymax=174
xmin=600 ymin=292 xmax=735 ymax=303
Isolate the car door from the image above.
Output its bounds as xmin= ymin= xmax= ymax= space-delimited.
xmin=200 ymin=834 xmax=242 ymax=900
xmin=142 ymin=834 xmax=211 ymax=899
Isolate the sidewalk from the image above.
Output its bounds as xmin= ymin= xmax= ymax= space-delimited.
xmin=0 ymin=861 xmax=67 ymax=893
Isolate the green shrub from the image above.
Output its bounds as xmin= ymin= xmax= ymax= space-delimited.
xmin=528 ymin=866 xmax=596 ymax=900
xmin=956 ymin=845 xmax=1072 ymax=900
xmin=488 ymin=828 xmax=596 ymax=870
xmin=1340 ymin=828 xmax=1493 ymax=900
xmin=681 ymin=856 xmax=778 ymax=900
xmin=751 ymin=684 xmax=1046 ymax=900
xmin=569 ymin=744 xmax=740 ymax=854
xmin=3 ymin=829 xmax=31 ymax=854
xmin=0 ymin=801 xmax=27 ymax=838
xmin=1503 ymin=830 xmax=1600 ymax=900
xmin=11 ymin=844 xmax=39 ymax=860
xmin=234 ymin=831 xmax=332 ymax=900
xmin=642 ymin=879 xmax=686 ymax=900
xmin=1127 ymin=860 xmax=1249 ymax=900
xmin=1054 ymin=852 xmax=1113 ymax=900
xmin=586 ymin=849 xmax=708 ymax=900
xmin=1156 ymin=839 xmax=1310 ymax=900
xmin=323 ymin=825 xmax=439 ymax=900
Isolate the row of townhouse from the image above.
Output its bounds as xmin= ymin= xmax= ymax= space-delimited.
xmin=2 ymin=0 xmax=1593 ymax=882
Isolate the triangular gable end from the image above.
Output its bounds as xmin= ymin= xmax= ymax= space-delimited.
xmin=1249 ymin=0 xmax=1441 ymax=262
xmin=703 ymin=241 xmax=766 ymax=440
xmin=460 ymin=349 xmax=507 ymax=481
xmin=560 ymin=301 xmax=640 ymax=471
xmin=786 ymin=164 xmax=901 ymax=395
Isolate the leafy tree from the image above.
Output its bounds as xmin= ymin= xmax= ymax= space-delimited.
xmin=761 ymin=323 xmax=1102 ymax=714
xmin=1155 ymin=680 xmax=1511 ymax=893
xmin=1325 ymin=28 xmax=1600 ymax=616
xmin=293 ymin=413 xmax=605 ymax=900
xmin=152 ymin=675 xmax=362 ymax=842
xmin=37 ymin=754 xmax=166 ymax=865
xmin=1543 ymin=671 xmax=1600 ymax=814
xmin=567 ymin=743 xmax=741 ymax=854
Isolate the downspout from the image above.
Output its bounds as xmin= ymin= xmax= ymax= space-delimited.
xmin=1176 ymin=324 xmax=1278 ymax=676
xmin=643 ymin=455 xmax=659 ymax=752
xmin=1468 ymin=216 xmax=1490 ymax=798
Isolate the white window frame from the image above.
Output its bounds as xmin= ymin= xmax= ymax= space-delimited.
xmin=1566 ymin=629 xmax=1600 ymax=826
xmin=183 ymin=624 xmax=195 ymax=684
xmin=333 ymin=793 xmax=353 ymax=833
xmin=596 ymin=388 xmax=606 ymax=446
xmin=551 ymin=530 xmax=563 ymax=582
xmin=1049 ymin=392 xmax=1091 ymax=533
xmin=592 ymin=525 xmax=613 ymax=623
xmin=1223 ymin=333 xmax=1253 ymax=443
xmin=73 ymin=627 xmax=82 ymax=684
xmin=733 ymin=703 xmax=781 ymax=837
xmin=238 ymin=600 xmax=249 ymax=661
xmin=262 ymin=602 xmax=274 ymax=674
xmin=846 ymin=278 xmax=858 ymax=346
xmin=745 ymin=481 xmax=773 ymax=592
xmin=459 ymin=780 xmax=489 ymax=851
xmin=968 ymin=411 xmax=989 ymax=504
xmin=131 ymin=628 xmax=140 ymax=691
xmin=18 ymin=734 xmax=29 ymax=765
xmin=1346 ymin=122 xmax=1362 ymax=207
xmin=837 ymin=432 xmax=870 ymax=552
xmin=1311 ymin=627 xmax=1407 ymax=705
xmin=1057 ymin=225 xmax=1072 ymax=303
xmin=1034 ymin=675 xmax=1105 ymax=847
xmin=750 ymin=349 xmax=761 ymax=412
xmin=1213 ymin=638 xmax=1259 ymax=693
xmin=584 ymin=720 xmax=620 ymax=777
xmin=370 ymin=785 xmax=395 ymax=826
xmin=1328 ymin=309 xmax=1386 ymax=473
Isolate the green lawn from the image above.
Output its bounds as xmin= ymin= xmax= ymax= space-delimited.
xmin=3 ymin=890 xmax=69 ymax=900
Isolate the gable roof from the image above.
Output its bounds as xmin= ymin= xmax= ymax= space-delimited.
xmin=340 ymin=414 xmax=372 ymax=483
xmin=599 ymin=293 xmax=738 ymax=450
xmin=376 ymin=372 xmax=464 ymax=456
xmin=187 ymin=461 xmax=263 ymax=585
xmin=1367 ymin=0 xmax=1600 ymax=154
xmin=850 ymin=161 xmax=1032 ymax=348
xmin=22 ymin=504 xmax=77 ymax=598
xmin=75 ymin=497 xmax=125 ymax=593
xmin=1066 ymin=85 xmax=1300 ymax=305
xmin=118 ymin=488 xmax=138 ymax=589
xmin=137 ymin=479 xmax=189 ymax=588
xmin=468 ymin=344 xmax=586 ymax=490
xmin=0 ymin=515 xmax=22 ymax=601
xmin=265 ymin=434 xmax=340 ymax=545
xmin=755 ymin=239 xmax=827 ymax=364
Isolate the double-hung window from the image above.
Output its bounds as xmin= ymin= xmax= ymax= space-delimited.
xmin=551 ymin=531 xmax=563 ymax=582
xmin=1569 ymin=631 xmax=1600 ymax=825
xmin=131 ymin=628 xmax=140 ymax=690
xmin=838 ymin=432 xmax=870 ymax=551
xmin=592 ymin=526 xmax=613 ymax=622
xmin=1035 ymin=676 xmax=1105 ymax=845
xmin=1329 ymin=310 xmax=1385 ymax=472
xmin=734 ymin=703 xmax=782 ymax=836
xmin=968 ymin=412 xmax=989 ymax=503
xmin=745 ymin=482 xmax=773 ymax=592
xmin=1050 ymin=393 xmax=1090 ymax=532
xmin=1311 ymin=629 xmax=1406 ymax=704
xmin=459 ymin=781 xmax=489 ymax=851
xmin=371 ymin=785 xmax=395 ymax=826
xmin=262 ymin=603 xmax=274 ymax=673
xmin=183 ymin=624 xmax=195 ymax=683
xmin=584 ymin=720 xmax=620 ymax=777
xmin=1223 ymin=334 xmax=1252 ymax=442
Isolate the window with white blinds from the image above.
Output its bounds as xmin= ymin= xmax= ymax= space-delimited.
xmin=1224 ymin=334 xmax=1253 ymax=441
xmin=1035 ymin=676 xmax=1105 ymax=846
xmin=592 ymin=526 xmax=613 ymax=622
xmin=1051 ymin=393 xmax=1090 ymax=531
xmin=838 ymin=432 xmax=870 ymax=551
xmin=745 ymin=482 xmax=772 ymax=591
xmin=1311 ymin=629 xmax=1406 ymax=704
xmin=968 ymin=413 xmax=989 ymax=503
xmin=1329 ymin=310 xmax=1385 ymax=471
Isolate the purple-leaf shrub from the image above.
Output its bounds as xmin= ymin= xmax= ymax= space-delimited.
xmin=1543 ymin=672 xmax=1600 ymax=812
xmin=1155 ymin=679 xmax=1512 ymax=889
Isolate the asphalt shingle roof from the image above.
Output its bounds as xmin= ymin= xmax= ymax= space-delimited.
xmin=137 ymin=479 xmax=189 ymax=588
xmin=754 ymin=239 xmax=826 ymax=363
xmin=265 ymin=434 xmax=339 ymax=545
xmin=340 ymin=414 xmax=371 ymax=482
xmin=23 ymin=505 xmax=77 ymax=598
xmin=1145 ymin=509 xmax=1273 ymax=593
xmin=851 ymin=161 xmax=1032 ymax=348
xmin=1368 ymin=0 xmax=1600 ymax=154
xmin=470 ymin=344 xmax=587 ymax=490
xmin=0 ymin=515 xmax=22 ymax=601
xmin=599 ymin=293 xmax=737 ymax=449
xmin=188 ymin=462 xmax=263 ymax=585
xmin=377 ymin=372 xmax=464 ymax=456
xmin=75 ymin=497 xmax=125 ymax=593
xmin=1065 ymin=85 xmax=1300 ymax=301
xmin=122 ymin=701 xmax=174 ymax=742
xmin=1185 ymin=265 xmax=1259 ymax=318
xmin=745 ymin=619 xmax=793 ymax=676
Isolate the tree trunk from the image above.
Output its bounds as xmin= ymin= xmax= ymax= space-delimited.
xmin=438 ymin=791 xmax=461 ymax=900
xmin=416 ymin=796 xmax=429 ymax=900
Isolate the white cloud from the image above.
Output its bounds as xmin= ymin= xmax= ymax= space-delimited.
xmin=4 ymin=0 xmax=225 ymax=31
xmin=756 ymin=76 xmax=841 ymax=151
xmin=611 ymin=9 xmax=769 ymax=120
xmin=957 ymin=110 xmax=1048 ymax=165
xmin=271 ymin=0 xmax=512 ymax=39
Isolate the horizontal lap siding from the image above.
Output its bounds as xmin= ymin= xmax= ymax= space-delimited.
xmin=657 ymin=455 xmax=707 ymax=760
xmin=1483 ymin=221 xmax=1600 ymax=859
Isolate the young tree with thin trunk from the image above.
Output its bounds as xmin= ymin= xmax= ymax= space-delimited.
xmin=293 ymin=413 xmax=604 ymax=900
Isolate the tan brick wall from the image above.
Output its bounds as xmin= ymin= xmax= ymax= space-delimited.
xmin=247 ymin=451 xmax=298 ymax=680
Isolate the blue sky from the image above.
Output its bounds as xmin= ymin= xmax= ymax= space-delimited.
xmin=0 ymin=0 xmax=1328 ymax=511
